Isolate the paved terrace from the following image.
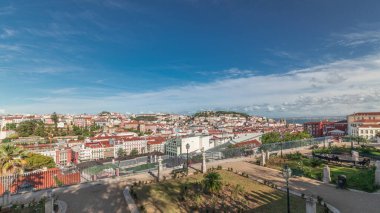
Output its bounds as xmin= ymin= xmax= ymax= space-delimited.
xmin=9 ymin=156 xmax=380 ymax=213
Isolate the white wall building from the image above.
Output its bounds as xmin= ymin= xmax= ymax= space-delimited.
xmin=165 ymin=135 xmax=212 ymax=156
xmin=357 ymin=125 xmax=380 ymax=141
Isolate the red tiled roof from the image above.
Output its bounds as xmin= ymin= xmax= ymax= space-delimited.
xmin=353 ymin=119 xmax=380 ymax=123
xmin=234 ymin=139 xmax=261 ymax=147
xmin=359 ymin=124 xmax=380 ymax=128
xmin=351 ymin=112 xmax=380 ymax=116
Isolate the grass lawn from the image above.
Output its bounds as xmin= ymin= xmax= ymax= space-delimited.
xmin=265 ymin=153 xmax=377 ymax=192
xmin=132 ymin=170 xmax=326 ymax=213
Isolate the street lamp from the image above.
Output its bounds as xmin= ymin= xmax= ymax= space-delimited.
xmin=282 ymin=164 xmax=292 ymax=213
xmin=186 ymin=143 xmax=190 ymax=175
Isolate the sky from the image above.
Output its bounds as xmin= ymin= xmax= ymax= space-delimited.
xmin=1 ymin=0 xmax=380 ymax=116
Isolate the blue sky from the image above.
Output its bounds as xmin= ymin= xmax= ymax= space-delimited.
xmin=1 ymin=0 xmax=380 ymax=116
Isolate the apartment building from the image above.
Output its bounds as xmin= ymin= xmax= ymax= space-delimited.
xmin=113 ymin=137 xmax=147 ymax=157
xmin=347 ymin=112 xmax=380 ymax=135
xmin=165 ymin=135 xmax=212 ymax=157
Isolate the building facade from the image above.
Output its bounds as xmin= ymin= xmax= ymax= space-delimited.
xmin=165 ymin=135 xmax=212 ymax=156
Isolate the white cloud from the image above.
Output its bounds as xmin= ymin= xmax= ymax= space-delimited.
xmin=50 ymin=88 xmax=78 ymax=95
xmin=0 ymin=28 xmax=16 ymax=39
xmin=333 ymin=24 xmax=380 ymax=47
xmin=4 ymin=54 xmax=380 ymax=116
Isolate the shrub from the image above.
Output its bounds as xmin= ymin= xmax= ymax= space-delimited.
xmin=310 ymin=159 xmax=323 ymax=167
xmin=217 ymin=165 xmax=222 ymax=170
xmin=203 ymin=172 xmax=222 ymax=194
xmin=285 ymin=152 xmax=302 ymax=160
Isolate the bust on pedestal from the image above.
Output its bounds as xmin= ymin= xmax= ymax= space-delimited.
xmin=260 ymin=150 xmax=266 ymax=166
xmin=323 ymin=165 xmax=331 ymax=184
xmin=201 ymin=147 xmax=207 ymax=173
xmin=158 ymin=156 xmax=163 ymax=182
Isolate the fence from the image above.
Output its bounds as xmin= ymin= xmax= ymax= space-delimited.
xmin=0 ymin=168 xmax=80 ymax=194
xmin=259 ymin=136 xmax=332 ymax=152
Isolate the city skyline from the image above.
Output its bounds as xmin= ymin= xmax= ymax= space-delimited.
xmin=1 ymin=0 xmax=380 ymax=116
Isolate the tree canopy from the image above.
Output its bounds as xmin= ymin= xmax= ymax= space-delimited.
xmin=132 ymin=116 xmax=158 ymax=121
xmin=24 ymin=153 xmax=55 ymax=171
xmin=130 ymin=148 xmax=138 ymax=156
xmin=261 ymin=131 xmax=312 ymax=144
xmin=16 ymin=120 xmax=47 ymax=137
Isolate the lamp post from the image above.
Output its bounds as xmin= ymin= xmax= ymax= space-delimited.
xmin=186 ymin=143 xmax=190 ymax=175
xmin=282 ymin=164 xmax=292 ymax=213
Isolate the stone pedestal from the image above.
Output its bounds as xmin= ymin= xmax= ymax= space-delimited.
xmin=44 ymin=190 xmax=54 ymax=213
xmin=158 ymin=156 xmax=163 ymax=182
xmin=352 ymin=151 xmax=359 ymax=162
xmin=2 ymin=191 xmax=10 ymax=206
xmin=260 ymin=150 xmax=266 ymax=166
xmin=323 ymin=165 xmax=331 ymax=184
xmin=375 ymin=161 xmax=380 ymax=186
xmin=306 ymin=197 xmax=316 ymax=213
xmin=265 ymin=151 xmax=270 ymax=161
xmin=201 ymin=148 xmax=207 ymax=173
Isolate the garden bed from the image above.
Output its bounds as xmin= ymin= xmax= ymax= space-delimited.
xmin=264 ymin=152 xmax=378 ymax=192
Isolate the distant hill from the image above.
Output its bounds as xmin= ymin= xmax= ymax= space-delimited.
xmin=193 ymin=111 xmax=249 ymax=118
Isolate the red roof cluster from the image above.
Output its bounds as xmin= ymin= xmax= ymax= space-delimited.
xmin=234 ymin=139 xmax=261 ymax=148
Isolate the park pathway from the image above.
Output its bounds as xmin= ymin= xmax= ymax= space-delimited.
xmin=193 ymin=158 xmax=380 ymax=213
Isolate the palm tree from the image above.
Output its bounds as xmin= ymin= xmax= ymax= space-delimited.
xmin=203 ymin=172 xmax=222 ymax=194
xmin=0 ymin=144 xmax=27 ymax=176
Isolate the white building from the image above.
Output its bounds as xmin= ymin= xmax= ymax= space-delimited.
xmin=165 ymin=135 xmax=212 ymax=157
xmin=357 ymin=124 xmax=380 ymax=141
xmin=347 ymin=112 xmax=380 ymax=135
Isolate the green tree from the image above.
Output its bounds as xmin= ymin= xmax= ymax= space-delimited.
xmin=51 ymin=112 xmax=59 ymax=134
xmin=16 ymin=120 xmax=36 ymax=137
xmin=261 ymin=132 xmax=281 ymax=144
xmin=117 ymin=148 xmax=126 ymax=158
xmin=24 ymin=153 xmax=55 ymax=171
xmin=0 ymin=144 xmax=27 ymax=175
xmin=98 ymin=111 xmax=111 ymax=116
xmin=203 ymin=172 xmax=222 ymax=194
xmin=34 ymin=122 xmax=47 ymax=137
xmin=4 ymin=123 xmax=17 ymax=131
xmin=73 ymin=125 xmax=82 ymax=136
xmin=130 ymin=148 xmax=138 ymax=156
xmin=261 ymin=131 xmax=311 ymax=144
